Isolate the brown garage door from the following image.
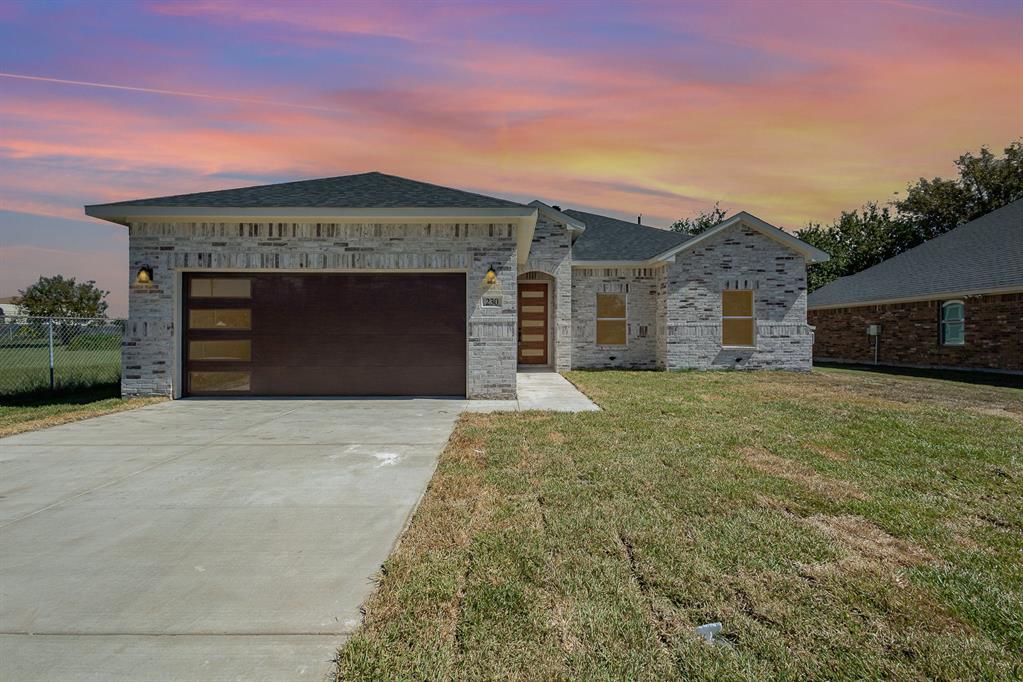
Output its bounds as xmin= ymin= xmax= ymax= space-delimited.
xmin=183 ymin=273 xmax=466 ymax=396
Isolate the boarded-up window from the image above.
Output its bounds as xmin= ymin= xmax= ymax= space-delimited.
xmin=596 ymin=293 xmax=627 ymax=345
xmin=722 ymin=290 xmax=755 ymax=347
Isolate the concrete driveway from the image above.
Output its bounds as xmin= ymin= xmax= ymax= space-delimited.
xmin=0 ymin=397 xmax=463 ymax=681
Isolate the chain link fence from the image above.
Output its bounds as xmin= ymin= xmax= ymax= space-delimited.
xmin=0 ymin=317 xmax=125 ymax=397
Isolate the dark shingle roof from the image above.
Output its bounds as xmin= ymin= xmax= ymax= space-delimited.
xmin=564 ymin=209 xmax=691 ymax=261
xmin=88 ymin=172 xmax=528 ymax=210
xmin=808 ymin=199 xmax=1023 ymax=308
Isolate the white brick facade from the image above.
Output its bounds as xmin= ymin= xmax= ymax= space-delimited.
xmin=122 ymin=216 xmax=814 ymax=400
xmin=521 ymin=215 xmax=572 ymax=371
xmin=570 ymin=267 xmax=663 ymax=369
xmin=124 ymin=221 xmax=518 ymax=399
xmin=568 ymin=223 xmax=813 ymax=372
xmin=664 ymin=224 xmax=813 ymax=371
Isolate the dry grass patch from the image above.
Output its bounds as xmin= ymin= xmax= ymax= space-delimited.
xmin=742 ymin=446 xmax=867 ymax=500
xmin=0 ymin=395 xmax=164 ymax=438
xmin=972 ymin=406 xmax=1023 ymax=424
xmin=803 ymin=514 xmax=934 ymax=569
xmin=807 ymin=443 xmax=849 ymax=461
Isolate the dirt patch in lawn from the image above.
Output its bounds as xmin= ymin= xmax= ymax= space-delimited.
xmin=804 ymin=514 xmax=934 ymax=569
xmin=742 ymin=447 xmax=866 ymax=500
xmin=807 ymin=443 xmax=850 ymax=462
xmin=971 ymin=407 xmax=1023 ymax=425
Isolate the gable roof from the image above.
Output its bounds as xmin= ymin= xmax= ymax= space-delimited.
xmin=563 ymin=208 xmax=829 ymax=264
xmin=679 ymin=212 xmax=830 ymax=263
xmin=564 ymin=209 xmax=691 ymax=261
xmin=529 ymin=200 xmax=586 ymax=232
xmin=808 ymin=199 xmax=1023 ymax=309
xmin=86 ymin=171 xmax=528 ymax=211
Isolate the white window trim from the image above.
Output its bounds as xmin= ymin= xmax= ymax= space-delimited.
xmin=722 ymin=289 xmax=757 ymax=349
xmin=940 ymin=300 xmax=965 ymax=346
xmin=595 ymin=292 xmax=628 ymax=347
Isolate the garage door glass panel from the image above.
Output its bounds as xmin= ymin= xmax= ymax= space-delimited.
xmin=190 ymin=278 xmax=251 ymax=298
xmin=189 ymin=340 xmax=252 ymax=361
xmin=189 ymin=371 xmax=251 ymax=392
xmin=188 ymin=309 xmax=252 ymax=330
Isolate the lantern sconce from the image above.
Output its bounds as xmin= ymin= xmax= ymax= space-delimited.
xmin=484 ymin=264 xmax=498 ymax=285
xmin=136 ymin=265 xmax=154 ymax=285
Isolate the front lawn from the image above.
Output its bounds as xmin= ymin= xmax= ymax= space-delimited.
xmin=0 ymin=383 xmax=164 ymax=437
xmin=336 ymin=368 xmax=1022 ymax=680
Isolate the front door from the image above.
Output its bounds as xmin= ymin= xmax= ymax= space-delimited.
xmin=517 ymin=282 xmax=548 ymax=364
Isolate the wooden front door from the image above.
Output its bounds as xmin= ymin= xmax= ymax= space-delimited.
xmin=517 ymin=282 xmax=549 ymax=365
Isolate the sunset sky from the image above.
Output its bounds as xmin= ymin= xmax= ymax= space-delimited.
xmin=1 ymin=0 xmax=1020 ymax=315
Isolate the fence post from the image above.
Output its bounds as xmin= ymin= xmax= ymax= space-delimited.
xmin=48 ymin=318 xmax=55 ymax=390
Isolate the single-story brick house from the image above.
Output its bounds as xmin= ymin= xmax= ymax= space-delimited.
xmin=808 ymin=199 xmax=1023 ymax=373
xmin=84 ymin=172 xmax=829 ymax=399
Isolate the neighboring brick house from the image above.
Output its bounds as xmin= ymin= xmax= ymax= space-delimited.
xmin=808 ymin=199 xmax=1023 ymax=374
xmin=84 ymin=172 xmax=828 ymax=399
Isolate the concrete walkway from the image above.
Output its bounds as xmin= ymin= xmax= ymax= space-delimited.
xmin=0 ymin=398 xmax=462 ymax=682
xmin=465 ymin=370 xmax=600 ymax=412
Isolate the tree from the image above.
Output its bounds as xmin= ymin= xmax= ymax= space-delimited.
xmin=895 ymin=142 xmax=1023 ymax=241
xmin=670 ymin=202 xmax=728 ymax=235
xmin=796 ymin=203 xmax=915 ymax=292
xmin=798 ymin=140 xmax=1022 ymax=292
xmin=18 ymin=275 xmax=109 ymax=318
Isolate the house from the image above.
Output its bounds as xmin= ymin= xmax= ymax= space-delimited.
xmin=808 ymin=199 xmax=1023 ymax=373
xmin=0 ymin=296 xmax=24 ymax=321
xmin=84 ymin=172 xmax=829 ymax=398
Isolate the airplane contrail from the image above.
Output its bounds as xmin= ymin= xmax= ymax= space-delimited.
xmin=0 ymin=72 xmax=349 ymax=113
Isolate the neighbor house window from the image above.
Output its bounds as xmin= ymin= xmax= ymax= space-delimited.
xmin=722 ymin=290 xmax=755 ymax=347
xmin=941 ymin=300 xmax=965 ymax=346
xmin=596 ymin=293 xmax=627 ymax=345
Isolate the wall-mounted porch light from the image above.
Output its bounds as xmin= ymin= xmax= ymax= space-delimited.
xmin=484 ymin=265 xmax=498 ymax=285
xmin=136 ymin=265 xmax=153 ymax=284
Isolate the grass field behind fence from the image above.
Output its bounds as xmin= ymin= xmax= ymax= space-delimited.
xmin=0 ymin=343 xmax=121 ymax=396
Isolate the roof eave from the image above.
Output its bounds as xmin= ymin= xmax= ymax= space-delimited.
xmin=83 ymin=204 xmax=538 ymax=226
xmin=808 ymin=284 xmax=1023 ymax=310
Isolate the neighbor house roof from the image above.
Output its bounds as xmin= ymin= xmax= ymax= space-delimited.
xmin=564 ymin=209 xmax=691 ymax=261
xmin=808 ymin=198 xmax=1023 ymax=309
xmin=86 ymin=171 xmax=528 ymax=210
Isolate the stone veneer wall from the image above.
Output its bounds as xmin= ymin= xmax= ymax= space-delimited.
xmin=123 ymin=221 xmax=518 ymax=399
xmin=809 ymin=292 xmax=1023 ymax=372
xmin=571 ymin=267 xmax=663 ymax=369
xmin=521 ymin=215 xmax=572 ymax=370
xmin=665 ymin=223 xmax=812 ymax=371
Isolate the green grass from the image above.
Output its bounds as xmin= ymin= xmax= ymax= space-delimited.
xmin=0 ymin=382 xmax=163 ymax=437
xmin=336 ymin=368 xmax=1023 ymax=681
xmin=0 ymin=345 xmax=121 ymax=395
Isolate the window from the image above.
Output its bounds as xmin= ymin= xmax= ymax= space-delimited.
xmin=722 ymin=290 xmax=755 ymax=347
xmin=941 ymin=301 xmax=965 ymax=346
xmin=596 ymin=293 xmax=627 ymax=345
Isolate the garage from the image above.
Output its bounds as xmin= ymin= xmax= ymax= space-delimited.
xmin=183 ymin=273 xmax=466 ymax=396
